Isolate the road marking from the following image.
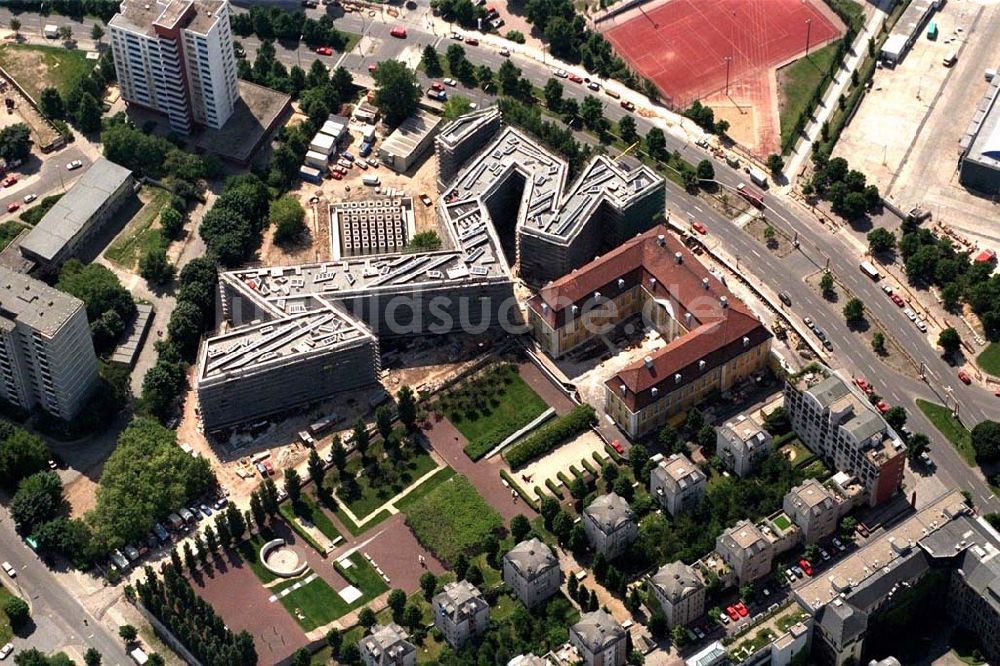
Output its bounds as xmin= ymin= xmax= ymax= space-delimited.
xmin=693 ymin=205 xmax=704 ymax=213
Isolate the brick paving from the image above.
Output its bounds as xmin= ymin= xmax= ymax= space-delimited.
xmin=336 ymin=513 xmax=447 ymax=592
xmin=518 ymin=360 xmax=576 ymax=416
xmin=189 ymin=551 xmax=308 ymax=664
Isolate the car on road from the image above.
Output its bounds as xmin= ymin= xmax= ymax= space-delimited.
xmin=691 ymin=221 xmax=707 ymax=235
xmin=890 ymin=293 xmax=905 ymax=307
xmin=803 ymin=316 xmax=813 ymax=329
xmin=499 ymin=46 xmax=510 ymax=57
xmin=915 ymin=319 xmax=927 ymax=332
xmin=552 ymin=68 xmax=568 ymax=78
xmin=855 ymin=376 xmax=873 ymax=394
xmin=443 ymin=78 xmax=457 ymax=87
xmin=876 ymin=400 xmax=890 ymax=414
xmin=568 ymin=73 xmax=583 ymax=83
xmin=610 ymin=439 xmax=625 ymax=455
xmin=1 ymin=562 xmax=15 ymax=578
xmin=465 ymin=37 xmax=479 ymax=46
xmin=734 ymin=602 xmax=748 ymax=617
xmin=0 ymin=643 xmax=13 ymax=660
xmin=958 ymin=370 xmax=972 ymax=385
xmin=695 ymin=138 xmax=710 ymax=149
xmin=587 ymin=81 xmax=600 ymax=91
xmin=726 ymin=606 xmax=740 ymax=621
xmin=778 ymin=291 xmax=792 ymax=306
xmin=620 ymin=99 xmax=635 ymax=111
xmin=451 ymin=32 xmax=464 ymax=41
xmin=605 ymin=88 xmax=621 ymax=99
xmin=368 ymin=63 xmax=377 ymax=72
xmin=903 ymin=307 xmax=917 ymax=321
xmin=390 ymin=26 xmax=407 ymax=38
xmin=2 ymin=176 xmax=17 ymax=187
xmin=23 ymin=193 xmax=36 ymax=203
xmin=882 ymin=284 xmax=893 ymax=295
xmin=6 ymin=202 xmax=19 ymax=213
xmin=314 ymin=46 xmax=333 ymax=56
xmin=200 ymin=503 xmax=213 ymax=516
xmin=67 ymin=160 xmax=83 ymax=170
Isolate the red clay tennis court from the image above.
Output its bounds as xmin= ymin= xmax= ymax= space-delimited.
xmin=602 ymin=0 xmax=843 ymax=108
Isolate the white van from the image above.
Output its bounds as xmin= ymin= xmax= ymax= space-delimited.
xmin=943 ymin=52 xmax=957 ymax=67
xmin=362 ymin=175 xmax=380 ymax=187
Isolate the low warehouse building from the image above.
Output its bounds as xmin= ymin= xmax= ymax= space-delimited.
xmin=378 ymin=108 xmax=442 ymax=173
xmin=879 ymin=0 xmax=941 ymax=65
xmin=960 ymin=78 xmax=1000 ymax=194
xmin=19 ymin=158 xmax=135 ymax=270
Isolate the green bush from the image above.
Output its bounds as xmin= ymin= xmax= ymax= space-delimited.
xmin=405 ymin=475 xmax=503 ymax=566
xmin=505 ymin=405 xmax=596 ymax=468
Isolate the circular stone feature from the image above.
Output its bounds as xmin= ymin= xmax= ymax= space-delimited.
xmin=259 ymin=539 xmax=309 ymax=578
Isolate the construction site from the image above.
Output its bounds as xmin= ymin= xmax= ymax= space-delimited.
xmin=195 ymin=106 xmax=668 ymax=433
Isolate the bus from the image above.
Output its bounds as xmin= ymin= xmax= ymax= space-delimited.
xmin=860 ymin=260 xmax=881 ymax=280
xmin=737 ymin=183 xmax=765 ymax=208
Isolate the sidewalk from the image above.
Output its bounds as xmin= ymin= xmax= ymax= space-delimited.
xmin=782 ymin=8 xmax=888 ymax=184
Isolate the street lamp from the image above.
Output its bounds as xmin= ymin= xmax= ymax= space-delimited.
xmin=724 ymin=56 xmax=732 ymax=95
xmin=805 ymin=18 xmax=812 ymax=56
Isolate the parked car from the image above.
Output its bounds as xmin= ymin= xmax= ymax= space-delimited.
xmin=256 ymin=461 xmax=268 ymax=476
xmin=419 ymin=194 xmax=433 ymax=206
xmin=610 ymin=439 xmax=625 ymax=454
xmin=465 ymin=37 xmax=479 ymax=46
xmin=66 ymin=160 xmax=83 ymax=170
xmin=22 ymin=193 xmax=35 ymax=203
xmin=778 ymin=291 xmax=792 ymax=306
xmin=200 ymin=503 xmax=213 ymax=516
xmin=855 ymin=376 xmax=872 ymax=393
xmin=881 ymin=283 xmax=893 ymax=295
xmin=587 ymin=81 xmax=600 ymax=91
xmin=833 ymin=537 xmax=845 ymax=551
xmin=856 ymin=523 xmax=871 ymax=538
xmin=263 ymin=460 xmax=275 ymax=475
xmin=390 ymin=26 xmax=407 ymax=38
xmin=450 ymin=32 xmax=464 ymax=41
xmin=431 ymin=81 xmax=445 ymax=91
xmin=798 ymin=559 xmax=814 ymax=576
xmin=314 ymin=46 xmax=333 ymax=56
xmin=803 ymin=316 xmax=813 ymax=329
xmin=443 ymin=78 xmax=457 ymax=86
xmin=958 ymin=370 xmax=972 ymax=384
xmin=213 ymin=497 xmax=228 ymax=510
xmin=792 ymin=565 xmax=804 ymax=578
xmin=1 ymin=562 xmax=15 ymax=578
xmin=0 ymin=643 xmax=13 ymax=660
xmin=6 ymin=202 xmax=18 ymax=213
xmin=605 ymin=88 xmax=620 ymax=99
xmin=2 ymin=175 xmax=17 ymax=187
xmin=734 ymin=602 xmax=748 ymax=617
xmin=876 ymin=400 xmax=890 ymax=414
xmin=552 ymin=68 xmax=568 ymax=78
xmin=819 ymin=548 xmax=830 ymax=561
xmin=719 ymin=612 xmax=730 ymax=624
xmin=726 ymin=606 xmax=740 ymax=621
xmin=691 ymin=221 xmax=707 ymax=235
xmin=568 ymin=73 xmax=583 ymax=83
xmin=891 ymin=293 xmax=905 ymax=307
xmin=153 ymin=523 xmax=169 ymax=543
xmin=188 ymin=506 xmax=202 ymax=520
xmin=903 ymin=307 xmax=917 ymax=321
xmin=620 ymin=99 xmax=635 ymax=111
xmin=499 ymin=46 xmax=510 ymax=57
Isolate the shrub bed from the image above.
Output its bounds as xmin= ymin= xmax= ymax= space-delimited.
xmin=504 ymin=405 xmax=596 ymax=468
xmin=405 ymin=475 xmax=504 ymax=566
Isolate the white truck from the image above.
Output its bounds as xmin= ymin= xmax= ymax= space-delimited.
xmin=748 ymin=166 xmax=768 ymax=188
xmin=860 ymin=260 xmax=881 ymax=280
xmin=43 ymin=24 xmax=60 ymax=39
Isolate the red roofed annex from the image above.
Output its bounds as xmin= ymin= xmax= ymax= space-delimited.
xmin=527 ymin=226 xmax=772 ymax=438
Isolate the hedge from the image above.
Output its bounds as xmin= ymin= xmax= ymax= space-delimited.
xmin=545 ymin=478 xmax=564 ymax=499
xmin=505 ymin=405 xmax=597 ymax=468
xmin=500 ymin=468 xmax=539 ymax=511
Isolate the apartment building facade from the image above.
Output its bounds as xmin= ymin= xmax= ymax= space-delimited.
xmin=784 ymin=370 xmax=905 ymax=507
xmin=569 ymin=610 xmax=628 ymax=666
xmin=650 ymin=453 xmax=706 ymax=516
xmin=0 ymin=268 xmax=99 ymax=420
xmin=582 ymin=493 xmax=637 ymax=560
xmin=110 ymin=0 xmax=239 ymax=134
xmin=716 ymin=412 xmax=772 ymax=478
xmin=783 ymin=478 xmax=841 ymax=544
xmin=359 ymin=623 xmax=417 ymax=666
xmin=503 ymin=538 xmax=561 ymax=608
xmin=649 ymin=561 xmax=705 ymax=628
xmin=432 ymin=580 xmax=490 ymax=648
xmin=716 ymin=520 xmax=775 ymax=585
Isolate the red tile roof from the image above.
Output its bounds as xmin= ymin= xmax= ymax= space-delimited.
xmin=526 ymin=226 xmax=770 ymax=412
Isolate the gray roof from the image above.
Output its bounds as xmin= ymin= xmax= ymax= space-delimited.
xmin=359 ymin=623 xmax=415 ymax=663
xmin=571 ymin=609 xmax=625 ymax=652
xmin=507 ymin=656 xmax=551 ymax=666
xmin=869 ymin=659 xmax=902 ymax=666
xmin=437 ymin=106 xmax=502 ymax=149
xmin=962 ymin=79 xmax=1000 ymax=171
xmin=584 ymin=493 xmax=635 ymax=533
xmin=651 ymin=561 xmax=703 ymax=603
xmin=816 ymin=599 xmax=868 ymax=646
xmin=380 ymin=109 xmax=442 ymax=159
xmin=20 ymin=158 xmax=132 ymax=264
xmin=806 ymin=375 xmax=850 ymax=408
xmin=505 ymin=538 xmax=558 ymax=579
xmin=433 ymin=580 xmax=488 ymax=621
xmin=110 ymin=0 xmax=225 ymax=37
xmin=0 ymin=266 xmax=85 ymax=337
xmin=843 ymin=410 xmax=885 ymax=443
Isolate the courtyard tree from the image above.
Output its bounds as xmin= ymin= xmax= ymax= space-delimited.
xmin=372 ymin=60 xmax=421 ymax=128
xmin=376 ymin=405 xmax=393 ymax=442
xmin=510 ymin=514 xmax=531 ymax=542
xmin=307 ymin=448 xmax=325 ymax=490
xmin=139 ymin=249 xmax=176 ymax=286
xmin=420 ymin=571 xmax=437 ymax=600
xmin=397 ymin=386 xmax=417 ymax=431
xmin=270 ymin=196 xmax=306 ymax=245
xmin=353 ymin=420 xmax=370 ymax=458
xmin=10 ymin=471 xmax=63 ymax=533
xmin=387 ymin=589 xmax=407 ymax=621
xmin=358 ymin=607 xmax=377 ymax=629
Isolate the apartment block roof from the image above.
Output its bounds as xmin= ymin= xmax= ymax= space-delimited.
xmin=653 ymin=452 xmax=706 ymax=490
xmin=359 ymin=623 xmax=415 ymax=663
xmin=198 ymin=304 xmax=375 ymax=383
xmin=437 ymin=107 xmax=502 ymax=149
xmin=720 ymin=413 xmax=769 ymax=451
xmin=507 ymin=656 xmax=552 ymax=666
xmin=0 ymin=266 xmax=85 ymax=337
xmin=786 ymin=478 xmax=837 ymax=515
xmin=111 ymin=0 xmax=225 ymax=37
xmin=20 ymin=158 xmax=132 ymax=264
xmin=571 ymin=610 xmax=626 ymax=653
xmin=526 ymin=229 xmax=768 ymax=411
xmin=505 ymin=538 xmax=558 ymax=579
xmin=584 ymin=493 xmax=635 ymax=534
xmin=719 ymin=520 xmax=769 ymax=554
xmin=651 ymin=561 xmax=703 ymax=603
xmin=433 ymin=580 xmax=488 ymax=622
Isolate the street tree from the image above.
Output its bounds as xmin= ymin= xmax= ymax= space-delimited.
xmin=353 ymin=420 xmax=370 ymax=458
xmin=3 ymin=597 xmax=29 ymax=630
xmin=84 ymin=648 xmax=102 ymax=666
xmin=907 ymin=433 xmax=930 ymax=461
xmin=843 ymin=298 xmax=865 ymax=323
xmin=972 ymin=420 xmax=1000 ymax=464
xmin=11 ymin=471 xmax=63 ymax=533
xmin=372 ymin=61 xmax=420 ymax=127
xmin=118 ymin=624 xmax=138 ymax=645
xmin=872 ymin=331 xmax=886 ymax=354
xmin=284 ymin=468 xmax=301 ymax=504
xmin=766 ymin=154 xmax=784 ymax=175
xmin=0 ymin=123 xmax=31 ymax=162
xmin=91 ymin=24 xmax=105 ymax=43
xmin=645 ymin=128 xmax=667 ymax=161
xmin=696 ymin=159 xmax=715 ymax=181
xmin=375 ymin=405 xmax=393 ymax=442
xmin=938 ymin=327 xmax=961 ymax=355
xmin=307 ymin=448 xmax=324 ymax=491
xmin=421 ymin=45 xmax=443 ymax=77
xmin=510 ymin=514 xmax=531 ymax=542
xmin=867 ymin=227 xmax=896 ymax=254
xmin=820 ymin=271 xmax=836 ymax=298
xmin=420 ymin=571 xmax=437 ymax=599
xmin=9 ymin=18 xmax=21 ymax=38
xmin=884 ymin=406 xmax=907 ymax=431
xmin=618 ymin=115 xmax=638 ymax=144
xmin=543 ymin=78 xmax=564 ymax=112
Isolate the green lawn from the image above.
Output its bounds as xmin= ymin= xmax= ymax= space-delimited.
xmin=917 ymin=399 xmax=975 ymax=465
xmin=772 ymin=514 xmax=792 ymax=531
xmin=405 ymin=474 xmax=503 ymax=567
xmin=0 ymin=44 xmax=95 ymax=101
xmin=234 ymin=533 xmax=279 ymax=584
xmin=978 ymin=342 xmax=1000 ymax=377
xmin=394 ymin=466 xmax=456 ymax=512
xmin=776 ymin=41 xmax=841 ymax=152
xmin=104 ymin=188 xmax=171 ymax=269
xmin=442 ymin=369 xmax=548 ymax=461
xmin=338 ymin=447 xmax=439 ymax=520
xmin=0 ymin=221 xmax=28 ymax=252
xmin=0 ymin=585 xmax=15 ymax=644
xmin=276 ymin=576 xmax=348 ymax=632
xmin=334 ymin=553 xmax=388 ymax=598
xmin=280 ymin=492 xmax=341 ymax=543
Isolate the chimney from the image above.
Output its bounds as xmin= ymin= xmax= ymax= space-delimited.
xmin=674 ymin=251 xmax=683 ymax=264
xmin=649 ymin=277 xmax=657 ymax=288
xmin=644 ymin=356 xmax=654 ymax=369
xmin=618 ymin=278 xmax=625 ymax=289
xmin=620 ymin=384 xmax=627 ymax=394
xmin=541 ymin=303 xmax=548 ymax=312
xmin=702 ymin=278 xmax=710 ymax=290
xmin=594 ymin=291 xmax=601 ymax=300
xmin=571 ymin=305 xmax=579 ymax=315
xmin=699 ymin=360 xmax=706 ymax=371
xmin=674 ymin=373 xmax=682 ymax=384
xmin=720 ymin=296 xmax=728 ymax=308
xmin=657 ymin=234 xmax=666 ymax=247
xmin=743 ymin=336 xmax=750 ymax=347
xmin=651 ymin=387 xmax=658 ymax=397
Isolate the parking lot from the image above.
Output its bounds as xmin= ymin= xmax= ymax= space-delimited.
xmin=836 ymin=0 xmax=1000 ymax=248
